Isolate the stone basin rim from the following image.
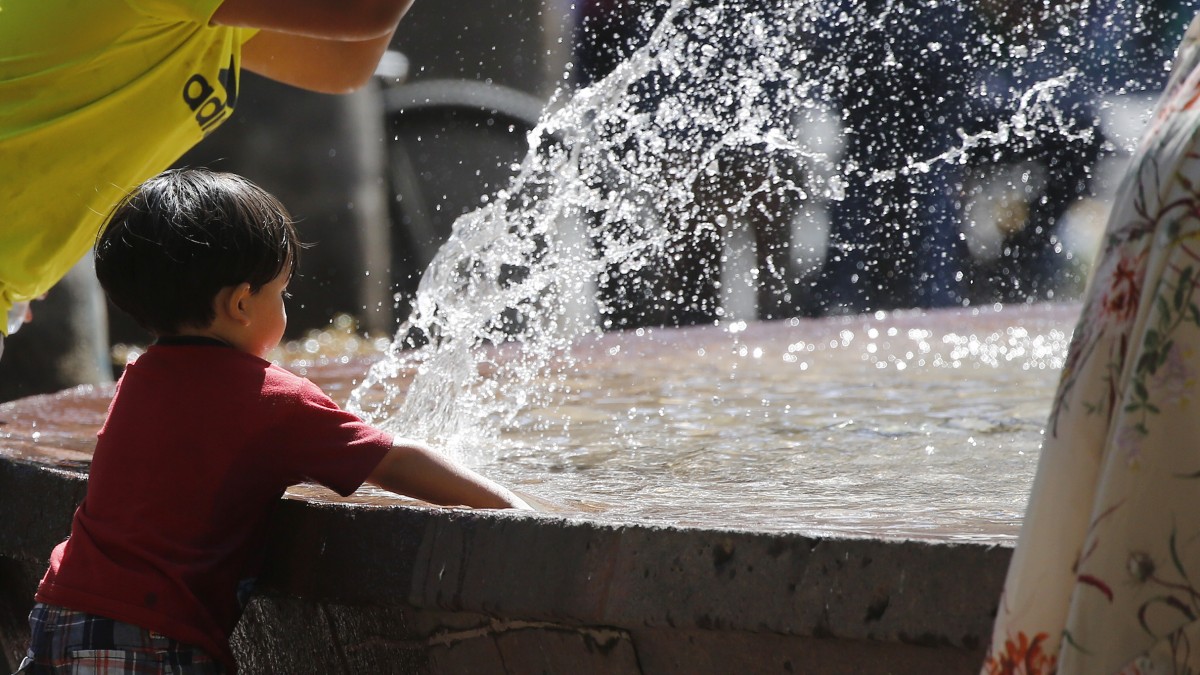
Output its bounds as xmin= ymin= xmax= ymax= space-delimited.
xmin=0 ymin=448 xmax=1009 ymax=672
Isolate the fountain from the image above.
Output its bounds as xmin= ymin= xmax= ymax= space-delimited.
xmin=0 ymin=303 xmax=1074 ymax=673
xmin=0 ymin=0 xmax=1165 ymax=672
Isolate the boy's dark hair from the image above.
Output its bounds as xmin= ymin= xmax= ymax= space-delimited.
xmin=95 ymin=168 xmax=301 ymax=335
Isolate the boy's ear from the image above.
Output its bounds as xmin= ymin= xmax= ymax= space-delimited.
xmin=215 ymin=283 xmax=254 ymax=326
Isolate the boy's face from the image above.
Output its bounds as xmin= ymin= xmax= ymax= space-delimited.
xmin=240 ymin=269 xmax=289 ymax=359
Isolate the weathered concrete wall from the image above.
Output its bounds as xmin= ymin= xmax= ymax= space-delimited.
xmin=0 ymin=453 xmax=1009 ymax=674
xmin=0 ymin=458 xmax=88 ymax=669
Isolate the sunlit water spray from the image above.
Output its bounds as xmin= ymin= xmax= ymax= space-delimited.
xmin=346 ymin=0 xmax=1115 ymax=531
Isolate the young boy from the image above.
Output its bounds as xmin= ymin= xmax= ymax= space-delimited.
xmin=14 ymin=168 xmax=530 ymax=674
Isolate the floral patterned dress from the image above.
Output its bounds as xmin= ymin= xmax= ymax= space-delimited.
xmin=983 ymin=14 xmax=1200 ymax=675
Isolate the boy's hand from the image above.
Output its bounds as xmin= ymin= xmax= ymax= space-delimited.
xmin=366 ymin=439 xmax=533 ymax=510
xmin=506 ymin=493 xmax=535 ymax=511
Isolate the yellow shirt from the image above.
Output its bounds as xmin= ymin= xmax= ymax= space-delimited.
xmin=0 ymin=0 xmax=255 ymax=330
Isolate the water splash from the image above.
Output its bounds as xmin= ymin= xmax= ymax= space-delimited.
xmin=348 ymin=0 xmax=1112 ymax=461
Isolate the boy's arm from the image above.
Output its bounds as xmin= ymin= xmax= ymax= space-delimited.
xmin=211 ymin=0 xmax=415 ymax=94
xmin=366 ymin=440 xmax=533 ymax=510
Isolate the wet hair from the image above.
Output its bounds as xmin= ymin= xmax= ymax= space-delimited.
xmin=95 ymin=168 xmax=301 ymax=335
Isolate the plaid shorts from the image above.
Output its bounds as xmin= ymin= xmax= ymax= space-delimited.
xmin=13 ymin=603 xmax=224 ymax=674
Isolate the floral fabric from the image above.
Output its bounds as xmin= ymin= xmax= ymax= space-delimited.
xmin=982 ymin=13 xmax=1200 ymax=675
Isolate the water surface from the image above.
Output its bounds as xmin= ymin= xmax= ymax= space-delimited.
xmin=0 ymin=302 xmax=1076 ymax=543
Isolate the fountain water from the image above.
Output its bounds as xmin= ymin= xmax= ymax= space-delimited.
xmin=346 ymin=0 xmax=1116 ymax=476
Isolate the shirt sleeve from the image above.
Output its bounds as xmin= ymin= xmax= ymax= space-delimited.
xmin=124 ymin=0 xmax=226 ymax=23
xmin=125 ymin=0 xmax=259 ymax=46
xmin=265 ymin=371 xmax=394 ymax=497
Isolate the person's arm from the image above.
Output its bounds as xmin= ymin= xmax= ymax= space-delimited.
xmin=366 ymin=439 xmax=533 ymax=510
xmin=237 ymin=31 xmax=395 ymax=94
xmin=211 ymin=0 xmax=416 ymax=93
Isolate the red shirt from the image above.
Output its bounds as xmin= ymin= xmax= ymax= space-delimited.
xmin=36 ymin=340 xmax=392 ymax=671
